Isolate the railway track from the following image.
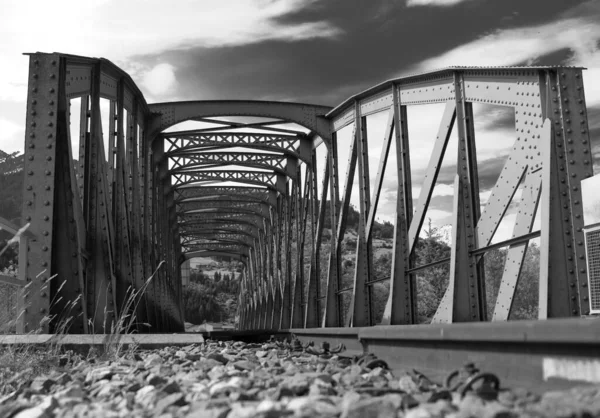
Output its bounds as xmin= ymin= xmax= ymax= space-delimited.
xmin=201 ymin=317 xmax=600 ymax=392
xmin=3 ymin=317 xmax=598 ymax=392
xmin=2 ymin=317 xmax=600 ymax=416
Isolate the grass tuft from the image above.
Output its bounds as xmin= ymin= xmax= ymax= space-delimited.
xmin=0 ymin=218 xmax=166 ymax=392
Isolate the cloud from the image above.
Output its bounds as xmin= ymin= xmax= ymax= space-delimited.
xmin=432 ymin=183 xmax=454 ymax=197
xmin=0 ymin=118 xmax=24 ymax=154
xmin=412 ymin=16 xmax=600 ymax=69
xmin=408 ymin=11 xmax=600 ymax=109
xmin=141 ymin=63 xmax=178 ymax=100
xmin=406 ymin=0 xmax=474 ymax=7
xmin=0 ymin=0 xmax=341 ymax=104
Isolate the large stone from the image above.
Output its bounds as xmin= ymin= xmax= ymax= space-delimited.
xmin=340 ymin=396 xmax=397 ymax=418
xmin=13 ymin=396 xmax=58 ymax=418
xmin=404 ymin=400 xmax=456 ymax=418
xmin=29 ymin=377 xmax=56 ymax=394
xmin=144 ymin=353 xmax=163 ymax=368
xmin=155 ymin=392 xmax=187 ymax=413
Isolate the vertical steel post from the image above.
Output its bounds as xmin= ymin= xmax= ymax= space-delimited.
xmin=432 ymin=72 xmax=484 ymax=323
xmin=539 ymin=68 xmax=592 ymax=317
xmin=21 ymin=54 xmax=63 ymax=332
xmin=382 ymin=86 xmax=416 ymax=325
xmin=280 ymin=189 xmax=292 ymax=329
xmin=348 ymin=103 xmax=373 ymax=326
xmin=323 ymin=135 xmax=342 ymax=327
xmin=305 ymin=152 xmax=329 ymax=327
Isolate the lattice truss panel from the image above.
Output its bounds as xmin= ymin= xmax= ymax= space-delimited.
xmin=18 ymin=53 xmax=185 ymax=333
xmin=19 ymin=52 xmax=595 ymax=334
xmin=321 ymin=66 xmax=593 ymax=329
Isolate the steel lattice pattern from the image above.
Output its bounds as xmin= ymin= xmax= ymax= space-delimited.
xmin=0 ymin=281 xmax=18 ymax=333
xmin=15 ymin=53 xmax=596 ymax=332
xmin=586 ymin=228 xmax=600 ymax=312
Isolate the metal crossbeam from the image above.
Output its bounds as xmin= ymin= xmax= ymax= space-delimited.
xmin=164 ymin=133 xmax=311 ymax=163
xmin=169 ymin=152 xmax=297 ymax=177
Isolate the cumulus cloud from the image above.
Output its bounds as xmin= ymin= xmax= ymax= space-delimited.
xmin=432 ymin=183 xmax=454 ymax=197
xmin=0 ymin=0 xmax=342 ymax=104
xmin=141 ymin=63 xmax=178 ymax=99
xmin=413 ymin=17 xmax=600 ymax=69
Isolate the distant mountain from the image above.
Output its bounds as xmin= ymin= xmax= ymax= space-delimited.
xmin=0 ymin=151 xmax=24 ymax=176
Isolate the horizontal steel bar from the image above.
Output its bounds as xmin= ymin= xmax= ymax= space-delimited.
xmin=471 ymin=230 xmax=541 ymax=255
xmin=406 ymin=231 xmax=543 ymax=274
xmin=336 ymin=286 xmax=353 ymax=295
xmin=326 ymin=65 xmax=584 ymax=120
xmin=406 ymin=257 xmax=450 ymax=274
xmin=366 ymin=276 xmax=390 ymax=286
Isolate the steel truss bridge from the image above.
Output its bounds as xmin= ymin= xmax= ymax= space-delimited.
xmin=8 ymin=52 xmax=598 ymax=334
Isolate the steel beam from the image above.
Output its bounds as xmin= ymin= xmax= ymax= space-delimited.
xmin=148 ymin=100 xmax=331 ymax=142
xmin=382 ymin=87 xmax=416 ymax=325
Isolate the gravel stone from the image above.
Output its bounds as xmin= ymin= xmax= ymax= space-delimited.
xmin=3 ymin=338 xmax=600 ymax=417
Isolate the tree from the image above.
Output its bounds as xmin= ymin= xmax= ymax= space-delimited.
xmin=413 ymin=219 xmax=451 ymax=322
xmin=509 ymin=243 xmax=539 ymax=320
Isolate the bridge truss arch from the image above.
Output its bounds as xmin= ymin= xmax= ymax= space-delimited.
xmin=16 ymin=51 xmax=596 ymax=334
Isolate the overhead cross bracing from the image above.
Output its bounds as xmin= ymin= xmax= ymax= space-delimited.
xmin=14 ymin=52 xmax=597 ymax=335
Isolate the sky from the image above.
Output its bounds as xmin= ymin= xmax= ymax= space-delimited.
xmin=2 ymin=0 xmax=600 ymax=243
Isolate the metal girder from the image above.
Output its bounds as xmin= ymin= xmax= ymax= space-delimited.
xmin=164 ymin=133 xmax=312 ymax=164
xmin=382 ymin=87 xmax=416 ymax=326
xmin=347 ymin=101 xmax=374 ymax=327
xmin=539 ymin=68 xmax=592 ymax=317
xmin=183 ymin=118 xmax=307 ymax=136
xmin=432 ymin=73 xmax=483 ymax=323
xmin=327 ymin=67 xmax=575 ymax=131
xmin=179 ymin=219 xmax=264 ymax=235
xmin=178 ymin=199 xmax=271 ymax=215
xmin=148 ymin=100 xmax=332 ymax=143
xmin=182 ymin=242 xmax=250 ymax=255
xmin=174 ymin=187 xmax=277 ymax=206
xmin=181 ymin=234 xmax=255 ymax=248
xmin=179 ymin=224 xmax=260 ymax=239
xmin=175 ymin=195 xmax=277 ymax=211
xmin=168 ymin=152 xmax=297 ymax=178
xmin=180 ymin=205 xmax=271 ymax=221
xmin=179 ymin=213 xmax=266 ymax=228
xmin=181 ymin=227 xmax=257 ymax=241
xmin=322 ymin=134 xmax=341 ymax=327
xmin=305 ymin=150 xmax=330 ymax=328
xmin=181 ymin=250 xmax=247 ymax=262
xmin=172 ymin=170 xmax=286 ymax=194
xmin=21 ymin=53 xmax=597 ymax=335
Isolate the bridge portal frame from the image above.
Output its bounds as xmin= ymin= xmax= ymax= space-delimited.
xmin=17 ymin=51 xmax=593 ymax=334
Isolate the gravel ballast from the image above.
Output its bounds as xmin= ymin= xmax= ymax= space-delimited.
xmin=1 ymin=338 xmax=600 ymax=418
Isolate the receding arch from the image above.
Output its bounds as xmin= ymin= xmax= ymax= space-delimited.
xmin=148 ymin=100 xmax=332 ymax=145
xmin=181 ymin=250 xmax=247 ymax=263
